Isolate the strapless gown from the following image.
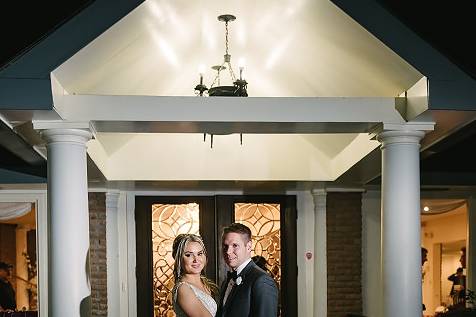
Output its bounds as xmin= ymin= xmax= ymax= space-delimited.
xmin=173 ymin=281 xmax=217 ymax=317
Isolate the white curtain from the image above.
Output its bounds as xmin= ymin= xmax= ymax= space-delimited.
xmin=0 ymin=202 xmax=33 ymax=220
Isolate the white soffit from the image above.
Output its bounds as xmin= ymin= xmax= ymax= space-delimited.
xmin=87 ymin=133 xmax=379 ymax=181
xmin=52 ymin=0 xmax=422 ymax=97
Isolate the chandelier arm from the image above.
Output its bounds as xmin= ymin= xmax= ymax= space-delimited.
xmin=226 ymin=61 xmax=237 ymax=82
xmin=210 ymin=61 xmax=227 ymax=88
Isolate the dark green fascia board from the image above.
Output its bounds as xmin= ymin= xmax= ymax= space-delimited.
xmin=0 ymin=168 xmax=46 ymax=184
xmin=428 ymin=79 xmax=476 ymax=110
xmin=331 ymin=0 xmax=476 ymax=110
xmin=0 ymin=78 xmax=53 ymax=110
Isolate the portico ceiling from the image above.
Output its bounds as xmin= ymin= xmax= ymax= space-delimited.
xmin=52 ymin=0 xmax=422 ymax=97
xmin=8 ymin=0 xmax=428 ymax=183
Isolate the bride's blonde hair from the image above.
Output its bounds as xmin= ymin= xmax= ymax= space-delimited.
xmin=172 ymin=234 xmax=218 ymax=297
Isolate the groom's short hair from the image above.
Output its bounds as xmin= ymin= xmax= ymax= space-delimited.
xmin=223 ymin=222 xmax=252 ymax=242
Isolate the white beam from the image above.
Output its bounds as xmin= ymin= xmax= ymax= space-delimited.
xmin=58 ymin=95 xmax=406 ymax=124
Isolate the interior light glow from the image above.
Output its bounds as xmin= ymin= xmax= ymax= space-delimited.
xmin=162 ymin=2 xmax=186 ymax=37
xmin=198 ymin=64 xmax=206 ymax=85
xmin=237 ymin=23 xmax=247 ymax=45
xmin=150 ymin=32 xmax=179 ymax=67
xmin=147 ymin=0 xmax=164 ymax=23
xmin=423 ymin=206 xmax=430 ymax=212
xmin=202 ymin=13 xmax=216 ymax=50
xmin=265 ymin=36 xmax=291 ymax=70
xmin=238 ymin=57 xmax=246 ymax=80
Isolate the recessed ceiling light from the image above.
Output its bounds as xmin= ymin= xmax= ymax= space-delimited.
xmin=423 ymin=206 xmax=430 ymax=212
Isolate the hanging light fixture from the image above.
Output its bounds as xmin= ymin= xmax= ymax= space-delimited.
xmin=195 ymin=14 xmax=248 ymax=97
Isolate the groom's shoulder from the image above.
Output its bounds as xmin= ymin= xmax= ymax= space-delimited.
xmin=247 ymin=265 xmax=277 ymax=292
xmin=246 ymin=262 xmax=271 ymax=280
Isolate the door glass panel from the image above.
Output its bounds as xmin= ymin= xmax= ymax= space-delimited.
xmin=234 ymin=203 xmax=281 ymax=293
xmin=151 ymin=203 xmax=200 ymax=317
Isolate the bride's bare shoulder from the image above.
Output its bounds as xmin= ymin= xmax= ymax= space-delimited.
xmin=176 ymin=282 xmax=212 ymax=317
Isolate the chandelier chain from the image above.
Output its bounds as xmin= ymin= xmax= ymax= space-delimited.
xmin=224 ymin=21 xmax=236 ymax=82
xmin=225 ymin=21 xmax=230 ymax=55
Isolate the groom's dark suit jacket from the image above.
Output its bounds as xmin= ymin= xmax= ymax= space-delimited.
xmin=217 ymin=261 xmax=278 ymax=317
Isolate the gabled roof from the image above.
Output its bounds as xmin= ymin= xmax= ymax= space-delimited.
xmin=1 ymin=0 xmax=476 ymax=187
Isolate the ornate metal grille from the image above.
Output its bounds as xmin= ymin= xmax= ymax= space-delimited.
xmin=234 ymin=203 xmax=281 ymax=288
xmin=151 ymin=203 xmax=200 ymax=317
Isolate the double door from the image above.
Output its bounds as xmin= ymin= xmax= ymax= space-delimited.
xmin=136 ymin=195 xmax=297 ymax=317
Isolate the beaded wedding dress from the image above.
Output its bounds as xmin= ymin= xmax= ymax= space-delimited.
xmin=173 ymin=281 xmax=217 ymax=317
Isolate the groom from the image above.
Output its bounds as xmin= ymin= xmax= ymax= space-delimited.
xmin=217 ymin=223 xmax=278 ymax=317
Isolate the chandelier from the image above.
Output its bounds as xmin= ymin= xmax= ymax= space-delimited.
xmin=194 ymin=14 xmax=248 ymax=97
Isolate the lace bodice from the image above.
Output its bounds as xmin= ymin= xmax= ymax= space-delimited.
xmin=173 ymin=281 xmax=217 ymax=317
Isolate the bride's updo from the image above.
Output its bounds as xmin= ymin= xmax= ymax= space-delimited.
xmin=172 ymin=233 xmax=217 ymax=297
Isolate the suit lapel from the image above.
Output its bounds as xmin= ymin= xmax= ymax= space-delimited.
xmin=223 ymin=261 xmax=256 ymax=312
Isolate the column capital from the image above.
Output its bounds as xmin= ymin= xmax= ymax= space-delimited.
xmin=106 ymin=191 xmax=120 ymax=209
xmin=33 ymin=120 xmax=90 ymax=131
xmin=370 ymin=122 xmax=434 ymax=146
xmin=311 ymin=188 xmax=327 ymax=197
xmin=41 ymin=128 xmax=92 ymax=146
xmin=377 ymin=130 xmax=425 ymax=147
xmin=312 ymin=189 xmax=327 ymax=213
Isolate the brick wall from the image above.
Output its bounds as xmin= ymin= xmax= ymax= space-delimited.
xmin=327 ymin=192 xmax=363 ymax=317
xmin=89 ymin=192 xmax=107 ymax=317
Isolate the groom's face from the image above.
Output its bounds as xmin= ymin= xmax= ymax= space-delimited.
xmin=223 ymin=232 xmax=252 ymax=270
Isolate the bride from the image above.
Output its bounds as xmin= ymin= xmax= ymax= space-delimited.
xmin=172 ymin=234 xmax=218 ymax=317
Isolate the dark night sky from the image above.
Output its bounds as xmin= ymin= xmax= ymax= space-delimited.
xmin=0 ymin=0 xmax=93 ymax=68
xmin=1 ymin=1 xmax=474 ymax=78
xmin=377 ymin=0 xmax=476 ymax=80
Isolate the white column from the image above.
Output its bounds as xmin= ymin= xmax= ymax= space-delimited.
xmin=378 ymin=130 xmax=425 ymax=317
xmin=312 ymin=189 xmax=327 ymax=317
xmin=42 ymin=128 xmax=92 ymax=317
xmin=106 ymin=192 xmax=120 ymax=317
xmin=15 ymin=225 xmax=30 ymax=310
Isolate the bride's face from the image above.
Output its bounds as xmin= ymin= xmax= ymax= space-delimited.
xmin=182 ymin=241 xmax=206 ymax=275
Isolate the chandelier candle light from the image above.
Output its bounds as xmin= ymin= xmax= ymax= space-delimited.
xmin=195 ymin=14 xmax=248 ymax=97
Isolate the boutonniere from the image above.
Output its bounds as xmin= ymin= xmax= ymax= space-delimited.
xmin=236 ymin=276 xmax=243 ymax=285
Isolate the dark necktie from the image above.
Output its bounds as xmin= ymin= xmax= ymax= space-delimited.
xmin=227 ymin=270 xmax=238 ymax=281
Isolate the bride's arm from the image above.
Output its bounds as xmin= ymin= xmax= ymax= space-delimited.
xmin=176 ymin=284 xmax=213 ymax=317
